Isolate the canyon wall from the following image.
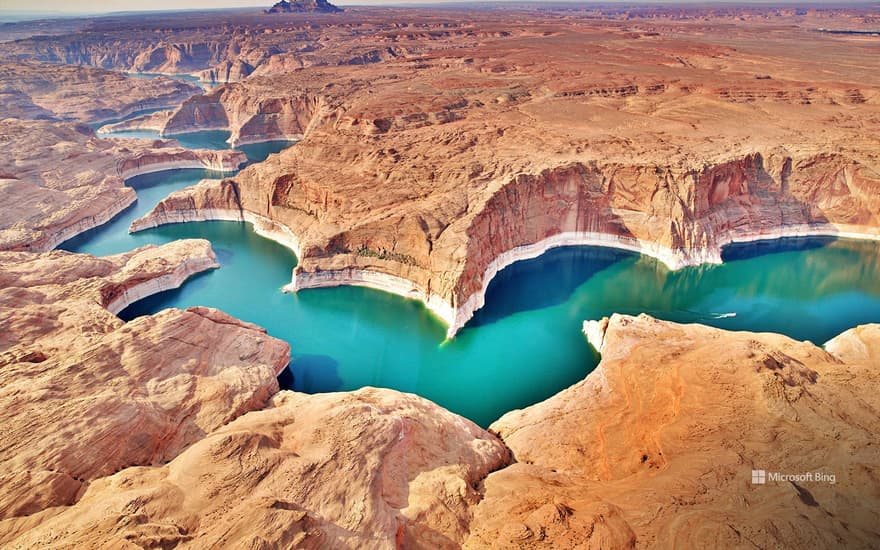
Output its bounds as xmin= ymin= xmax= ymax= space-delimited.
xmin=2 ymin=9 xmax=880 ymax=548
xmin=161 ymin=83 xmax=321 ymax=145
xmin=108 ymin=10 xmax=880 ymax=336
xmin=448 ymin=153 xmax=880 ymax=333
xmin=134 ymin=147 xmax=880 ymax=334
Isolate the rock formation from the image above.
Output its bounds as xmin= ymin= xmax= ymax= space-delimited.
xmin=1 ymin=7 xmax=879 ymax=549
xmin=161 ymin=83 xmax=314 ymax=145
xmin=3 ymin=314 xmax=878 ymax=548
xmin=97 ymin=110 xmax=173 ymax=133
xmin=1 ymin=388 xmax=509 ymax=548
xmin=0 ymin=60 xmax=201 ymax=124
xmin=463 ymin=315 xmax=880 ymax=548
xmin=0 ymin=119 xmax=246 ymax=253
xmin=266 ymin=0 xmax=343 ymax=14
xmin=122 ymin=10 xmax=880 ymax=335
xmin=0 ymin=240 xmax=290 ymax=529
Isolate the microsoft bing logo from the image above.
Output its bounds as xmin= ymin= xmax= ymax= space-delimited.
xmin=751 ymin=469 xmax=766 ymax=484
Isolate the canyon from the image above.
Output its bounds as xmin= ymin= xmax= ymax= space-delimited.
xmin=1 ymin=4 xmax=879 ymax=549
xmin=118 ymin=12 xmax=880 ymax=336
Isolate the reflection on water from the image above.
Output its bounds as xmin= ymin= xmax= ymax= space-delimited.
xmin=59 ymin=169 xmax=232 ymax=256
xmin=470 ymin=246 xmax=629 ymax=328
xmin=722 ymin=236 xmax=836 ymax=262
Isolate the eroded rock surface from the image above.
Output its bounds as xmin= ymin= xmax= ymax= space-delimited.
xmin=3 ymin=313 xmax=877 ymax=549
xmin=466 ymin=315 xmax=880 ymax=549
xmin=266 ymin=0 xmax=343 ymax=14
xmin=2 ymin=388 xmax=510 ymax=549
xmin=0 ymin=60 xmax=200 ymax=124
xmin=116 ymin=8 xmax=880 ymax=335
xmin=0 ymin=119 xmax=245 ymax=252
xmin=0 ymin=240 xmax=290 ymax=534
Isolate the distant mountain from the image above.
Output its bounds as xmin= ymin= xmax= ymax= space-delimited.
xmin=265 ymin=0 xmax=343 ymax=14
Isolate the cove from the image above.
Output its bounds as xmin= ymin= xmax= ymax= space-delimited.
xmin=61 ymin=133 xmax=880 ymax=427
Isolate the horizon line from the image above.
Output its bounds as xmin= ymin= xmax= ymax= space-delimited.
xmin=2 ymin=0 xmax=879 ymax=16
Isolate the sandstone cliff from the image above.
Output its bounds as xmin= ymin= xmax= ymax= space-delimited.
xmin=133 ymin=32 xmax=880 ymax=335
xmin=161 ymin=82 xmax=317 ymax=145
xmin=464 ymin=314 xmax=880 ymax=548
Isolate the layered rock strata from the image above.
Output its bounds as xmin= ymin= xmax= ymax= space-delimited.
xmin=161 ymin=83 xmax=312 ymax=145
xmin=2 ymin=388 xmax=510 ymax=549
xmin=0 ymin=240 xmax=291 ymax=528
xmin=96 ymin=110 xmax=173 ymax=133
xmin=136 ymin=115 xmax=880 ymax=337
xmin=0 ymin=119 xmax=245 ymax=253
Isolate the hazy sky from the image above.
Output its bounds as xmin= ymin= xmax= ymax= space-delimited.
xmin=1 ymin=0 xmax=860 ymax=15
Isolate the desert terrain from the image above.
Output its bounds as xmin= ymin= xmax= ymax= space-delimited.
xmin=1 ymin=3 xmax=879 ymax=548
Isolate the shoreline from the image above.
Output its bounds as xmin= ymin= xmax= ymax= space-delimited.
xmin=122 ymin=204 xmax=880 ymax=338
xmin=129 ymin=207 xmax=303 ymax=259
xmin=105 ymin=251 xmax=220 ymax=315
xmin=449 ymin=224 xmax=880 ymax=337
xmin=449 ymin=232 xmax=706 ymax=338
xmin=284 ymin=268 xmax=457 ymax=330
xmin=89 ymin=101 xmax=185 ymax=129
xmin=160 ymin=123 xmax=230 ymax=138
xmin=119 ymin=157 xmax=242 ymax=180
xmin=39 ymin=191 xmax=137 ymax=253
xmin=228 ymin=134 xmax=304 ymax=147
xmin=47 ymin=157 xmax=242 ymax=254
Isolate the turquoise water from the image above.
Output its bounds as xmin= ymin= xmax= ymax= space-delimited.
xmin=60 ymin=133 xmax=880 ymax=427
xmin=90 ymin=107 xmax=169 ymax=130
xmin=98 ymin=128 xmax=289 ymax=166
xmin=59 ymin=137 xmax=294 ymax=253
xmin=127 ymin=72 xmax=212 ymax=90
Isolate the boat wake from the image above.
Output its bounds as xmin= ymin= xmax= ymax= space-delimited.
xmin=712 ymin=312 xmax=737 ymax=319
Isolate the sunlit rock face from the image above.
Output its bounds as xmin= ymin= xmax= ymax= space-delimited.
xmin=3 ymin=313 xmax=878 ymax=549
xmin=0 ymin=119 xmax=245 ymax=253
xmin=129 ymin=13 xmax=880 ymax=333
